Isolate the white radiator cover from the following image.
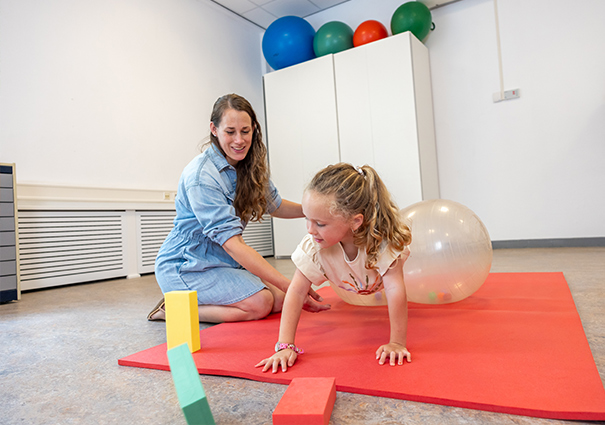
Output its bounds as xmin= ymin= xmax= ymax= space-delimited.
xmin=242 ymin=214 xmax=274 ymax=257
xmin=135 ymin=212 xmax=274 ymax=274
xmin=136 ymin=211 xmax=176 ymax=274
xmin=15 ymin=183 xmax=275 ymax=290
xmin=18 ymin=209 xmax=274 ymax=290
xmin=18 ymin=211 xmax=128 ymax=290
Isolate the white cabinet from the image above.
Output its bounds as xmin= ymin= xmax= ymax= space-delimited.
xmin=334 ymin=32 xmax=440 ymax=208
xmin=264 ymin=32 xmax=439 ymax=258
xmin=264 ymin=55 xmax=340 ymax=257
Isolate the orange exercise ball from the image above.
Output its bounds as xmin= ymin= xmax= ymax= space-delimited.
xmin=353 ymin=20 xmax=389 ymax=47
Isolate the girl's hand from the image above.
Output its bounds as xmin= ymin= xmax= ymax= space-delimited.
xmin=376 ymin=342 xmax=411 ymax=366
xmin=255 ymin=349 xmax=298 ymax=373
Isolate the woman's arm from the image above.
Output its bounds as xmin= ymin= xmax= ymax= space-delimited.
xmin=255 ymin=269 xmax=311 ymax=373
xmin=271 ymin=199 xmax=304 ymax=219
xmin=376 ymin=258 xmax=412 ymax=366
xmin=223 ymin=235 xmax=291 ymax=292
xmin=223 ymin=235 xmax=329 ymax=312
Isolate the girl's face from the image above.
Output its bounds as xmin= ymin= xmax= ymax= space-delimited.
xmin=302 ymin=190 xmax=362 ymax=249
xmin=210 ymin=108 xmax=253 ymax=166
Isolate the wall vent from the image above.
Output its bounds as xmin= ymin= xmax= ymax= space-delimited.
xmin=242 ymin=215 xmax=274 ymax=257
xmin=17 ymin=210 xmax=275 ymax=290
xmin=136 ymin=211 xmax=176 ymax=274
xmin=135 ymin=212 xmax=274 ymax=274
xmin=18 ymin=211 xmax=127 ymax=290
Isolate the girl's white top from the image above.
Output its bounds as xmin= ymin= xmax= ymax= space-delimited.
xmin=292 ymin=234 xmax=410 ymax=296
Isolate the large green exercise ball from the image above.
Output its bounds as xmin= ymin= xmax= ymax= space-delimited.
xmin=391 ymin=1 xmax=433 ymax=41
xmin=262 ymin=16 xmax=316 ymax=70
xmin=313 ymin=21 xmax=354 ymax=57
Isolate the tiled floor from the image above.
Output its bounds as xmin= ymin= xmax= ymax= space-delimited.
xmin=1 ymin=247 xmax=604 ymax=424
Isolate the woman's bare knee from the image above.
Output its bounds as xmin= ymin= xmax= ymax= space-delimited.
xmin=236 ymin=289 xmax=273 ymax=320
xmin=260 ymin=281 xmax=285 ymax=314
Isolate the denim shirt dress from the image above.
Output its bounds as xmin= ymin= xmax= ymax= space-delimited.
xmin=155 ymin=144 xmax=282 ymax=305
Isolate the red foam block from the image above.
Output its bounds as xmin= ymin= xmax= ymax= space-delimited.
xmin=273 ymin=377 xmax=336 ymax=425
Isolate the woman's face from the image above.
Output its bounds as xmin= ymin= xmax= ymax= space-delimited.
xmin=210 ymin=108 xmax=253 ymax=166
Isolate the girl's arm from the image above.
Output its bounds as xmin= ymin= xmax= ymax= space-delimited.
xmin=271 ymin=199 xmax=304 ymax=218
xmin=376 ymin=258 xmax=412 ymax=366
xmin=255 ymin=269 xmax=314 ymax=373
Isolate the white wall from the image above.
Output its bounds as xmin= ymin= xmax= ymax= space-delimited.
xmin=305 ymin=0 xmax=605 ymax=241
xmin=2 ymin=0 xmax=604 ymax=242
xmin=0 ymin=0 xmax=265 ymax=192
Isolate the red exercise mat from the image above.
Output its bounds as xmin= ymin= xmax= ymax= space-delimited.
xmin=119 ymin=273 xmax=605 ymax=420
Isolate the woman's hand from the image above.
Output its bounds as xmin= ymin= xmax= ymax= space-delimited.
xmin=255 ymin=349 xmax=298 ymax=373
xmin=376 ymin=342 xmax=411 ymax=366
xmin=302 ymin=287 xmax=331 ymax=313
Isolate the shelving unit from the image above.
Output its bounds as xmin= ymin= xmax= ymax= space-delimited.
xmin=0 ymin=163 xmax=20 ymax=302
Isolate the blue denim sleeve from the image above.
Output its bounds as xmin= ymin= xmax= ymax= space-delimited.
xmin=187 ymin=183 xmax=244 ymax=247
xmin=267 ymin=179 xmax=282 ymax=214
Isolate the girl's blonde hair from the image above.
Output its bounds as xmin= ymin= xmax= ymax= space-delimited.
xmin=208 ymin=94 xmax=271 ymax=223
xmin=307 ymin=163 xmax=411 ymax=270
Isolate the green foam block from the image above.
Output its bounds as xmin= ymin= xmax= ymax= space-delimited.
xmin=167 ymin=343 xmax=215 ymax=425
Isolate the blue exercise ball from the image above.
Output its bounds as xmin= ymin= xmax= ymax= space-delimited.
xmin=262 ymin=16 xmax=316 ymax=70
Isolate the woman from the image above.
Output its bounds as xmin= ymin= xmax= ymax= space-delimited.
xmin=148 ymin=94 xmax=327 ymax=322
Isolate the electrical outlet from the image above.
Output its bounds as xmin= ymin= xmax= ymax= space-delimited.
xmin=493 ymin=89 xmax=521 ymax=103
xmin=504 ymin=89 xmax=520 ymax=99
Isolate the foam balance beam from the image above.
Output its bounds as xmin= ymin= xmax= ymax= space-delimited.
xmin=273 ymin=377 xmax=337 ymax=425
xmin=166 ymin=290 xmax=200 ymax=352
xmin=167 ymin=343 xmax=215 ymax=425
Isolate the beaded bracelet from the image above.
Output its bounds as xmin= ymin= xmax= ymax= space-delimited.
xmin=275 ymin=342 xmax=304 ymax=354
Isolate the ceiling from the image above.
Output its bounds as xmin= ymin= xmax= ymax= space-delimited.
xmin=210 ymin=0 xmax=352 ymax=29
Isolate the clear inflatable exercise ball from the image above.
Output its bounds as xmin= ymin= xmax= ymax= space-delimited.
xmin=401 ymin=199 xmax=493 ymax=304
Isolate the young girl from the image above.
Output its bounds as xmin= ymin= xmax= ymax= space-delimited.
xmin=256 ymin=163 xmax=412 ymax=373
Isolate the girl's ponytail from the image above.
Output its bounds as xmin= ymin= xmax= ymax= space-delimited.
xmin=353 ymin=166 xmax=411 ymax=269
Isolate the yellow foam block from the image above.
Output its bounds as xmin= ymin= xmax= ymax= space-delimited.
xmin=166 ymin=290 xmax=200 ymax=352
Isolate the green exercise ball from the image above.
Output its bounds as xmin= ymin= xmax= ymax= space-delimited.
xmin=391 ymin=1 xmax=433 ymax=41
xmin=313 ymin=21 xmax=354 ymax=57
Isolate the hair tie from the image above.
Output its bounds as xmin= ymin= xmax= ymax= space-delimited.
xmin=354 ymin=165 xmax=365 ymax=177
